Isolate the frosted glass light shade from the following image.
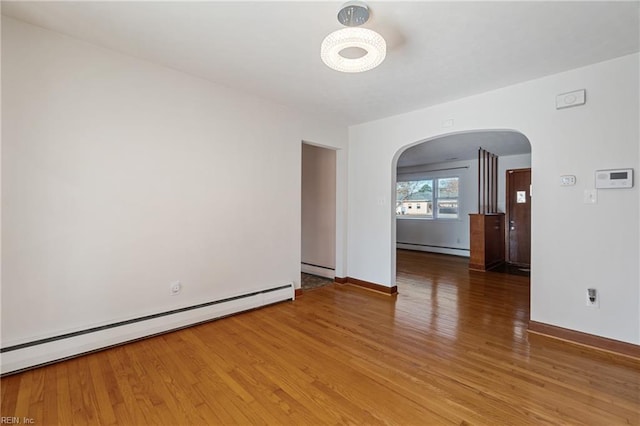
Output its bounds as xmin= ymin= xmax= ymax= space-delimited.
xmin=321 ymin=27 xmax=386 ymax=73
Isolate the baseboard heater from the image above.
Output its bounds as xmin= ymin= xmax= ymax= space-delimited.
xmin=397 ymin=242 xmax=470 ymax=251
xmin=301 ymin=262 xmax=335 ymax=279
xmin=397 ymin=242 xmax=470 ymax=257
xmin=1 ymin=283 xmax=294 ymax=376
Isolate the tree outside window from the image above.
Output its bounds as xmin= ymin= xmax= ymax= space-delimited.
xmin=396 ymin=180 xmax=433 ymax=217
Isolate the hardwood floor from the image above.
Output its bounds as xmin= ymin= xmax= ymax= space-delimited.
xmin=2 ymin=250 xmax=639 ymax=424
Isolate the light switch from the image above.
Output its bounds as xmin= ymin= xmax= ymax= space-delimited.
xmin=583 ymin=189 xmax=597 ymax=204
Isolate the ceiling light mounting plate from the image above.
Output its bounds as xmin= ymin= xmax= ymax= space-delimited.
xmin=337 ymin=1 xmax=370 ymax=27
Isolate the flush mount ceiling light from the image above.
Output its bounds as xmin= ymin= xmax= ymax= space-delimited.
xmin=321 ymin=1 xmax=386 ymax=73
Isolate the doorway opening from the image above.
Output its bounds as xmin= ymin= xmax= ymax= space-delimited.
xmin=301 ymin=142 xmax=336 ymax=291
xmin=393 ymin=129 xmax=532 ymax=282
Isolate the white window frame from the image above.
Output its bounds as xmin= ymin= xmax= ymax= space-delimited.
xmin=396 ymin=176 xmax=460 ymax=220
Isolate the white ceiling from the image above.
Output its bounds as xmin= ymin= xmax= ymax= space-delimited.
xmin=3 ymin=1 xmax=639 ymax=127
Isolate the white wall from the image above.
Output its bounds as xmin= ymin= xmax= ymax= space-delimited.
xmin=1 ymin=18 xmax=347 ymax=349
xmin=348 ymin=54 xmax=639 ymax=345
xmin=302 ymin=143 xmax=336 ymax=271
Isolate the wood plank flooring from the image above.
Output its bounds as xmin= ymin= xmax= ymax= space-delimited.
xmin=2 ymin=250 xmax=639 ymax=425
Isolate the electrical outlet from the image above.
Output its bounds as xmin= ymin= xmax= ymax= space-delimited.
xmin=586 ymin=288 xmax=598 ymax=308
xmin=170 ymin=281 xmax=182 ymax=296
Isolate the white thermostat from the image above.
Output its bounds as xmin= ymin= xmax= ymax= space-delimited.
xmin=595 ymin=169 xmax=633 ymax=189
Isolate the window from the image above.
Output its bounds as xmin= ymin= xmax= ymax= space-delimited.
xmin=396 ymin=179 xmax=433 ymax=217
xmin=436 ymin=177 xmax=459 ymax=219
xmin=396 ymin=177 xmax=459 ymax=219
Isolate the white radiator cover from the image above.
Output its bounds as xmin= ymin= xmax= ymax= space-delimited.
xmin=1 ymin=284 xmax=294 ymax=375
xmin=301 ymin=263 xmax=335 ymax=279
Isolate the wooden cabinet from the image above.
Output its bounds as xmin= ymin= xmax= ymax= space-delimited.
xmin=469 ymin=213 xmax=505 ymax=271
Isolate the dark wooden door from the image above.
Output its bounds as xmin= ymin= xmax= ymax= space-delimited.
xmin=506 ymin=169 xmax=531 ymax=266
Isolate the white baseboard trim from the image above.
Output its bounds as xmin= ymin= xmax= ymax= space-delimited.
xmin=1 ymin=284 xmax=293 ymax=375
xmin=397 ymin=243 xmax=470 ymax=258
xmin=301 ymin=263 xmax=335 ymax=279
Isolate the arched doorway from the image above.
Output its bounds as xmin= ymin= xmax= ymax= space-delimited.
xmin=391 ymin=129 xmax=532 ymax=284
